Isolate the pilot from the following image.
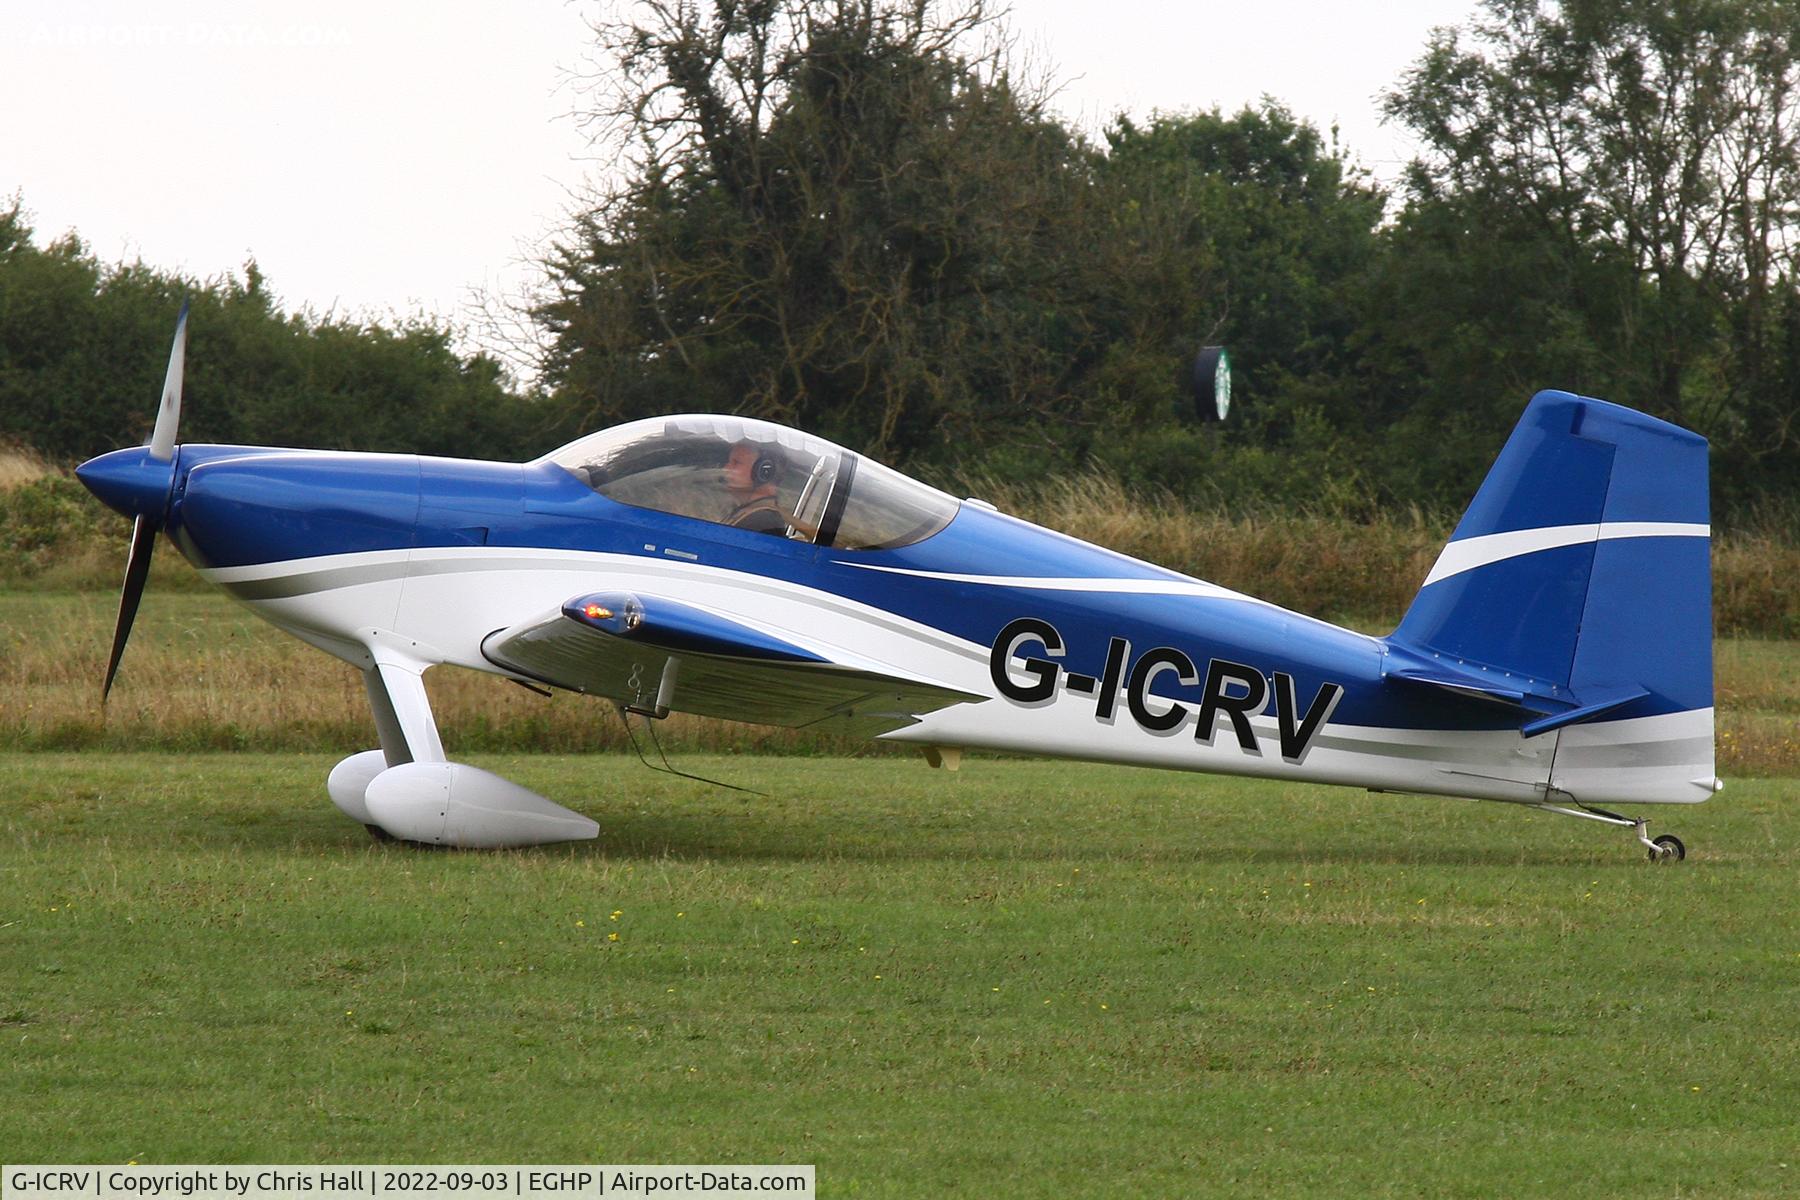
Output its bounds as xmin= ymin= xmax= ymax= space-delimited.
xmin=722 ymin=441 xmax=787 ymax=534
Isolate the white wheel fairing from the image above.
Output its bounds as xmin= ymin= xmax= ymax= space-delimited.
xmin=363 ymin=762 xmax=599 ymax=847
xmin=326 ymin=749 xmax=389 ymax=824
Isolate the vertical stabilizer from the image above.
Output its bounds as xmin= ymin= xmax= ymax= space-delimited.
xmin=1388 ymin=391 xmax=1716 ymax=804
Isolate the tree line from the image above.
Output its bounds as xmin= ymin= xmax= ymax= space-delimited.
xmin=0 ymin=204 xmax=544 ymax=462
xmin=3 ymin=0 xmax=1796 ymax=525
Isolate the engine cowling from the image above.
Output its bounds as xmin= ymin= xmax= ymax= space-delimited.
xmin=363 ymin=762 xmax=600 ymax=848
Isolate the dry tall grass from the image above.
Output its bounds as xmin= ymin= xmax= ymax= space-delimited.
xmin=3 ymin=592 xmax=1795 ymax=774
xmin=5 ymin=461 xmax=1796 ymax=629
xmin=0 ymin=592 xmax=870 ymax=758
xmin=977 ymin=474 xmax=1447 ymax=627
xmin=1712 ymin=530 xmax=1800 ymax=637
xmin=981 ymin=473 xmax=1799 ymax=635
xmin=0 ymin=442 xmax=53 ymax=490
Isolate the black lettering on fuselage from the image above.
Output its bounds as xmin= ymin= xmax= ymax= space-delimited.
xmin=1273 ymin=672 xmax=1344 ymax=763
xmin=985 ymin=619 xmax=1341 ymax=763
xmin=1094 ymin=636 xmax=1131 ymax=723
xmin=990 ymin=617 xmax=1064 ymax=705
xmin=1195 ymin=658 xmax=1266 ymax=753
xmin=1127 ymin=646 xmax=1197 ymax=733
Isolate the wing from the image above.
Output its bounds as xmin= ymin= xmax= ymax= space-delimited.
xmin=480 ymin=591 xmax=985 ymax=738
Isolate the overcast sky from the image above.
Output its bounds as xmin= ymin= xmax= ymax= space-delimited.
xmin=4 ymin=1 xmax=1473 ymax=338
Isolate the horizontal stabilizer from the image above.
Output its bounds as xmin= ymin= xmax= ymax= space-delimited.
xmin=1518 ymin=687 xmax=1649 ymax=738
xmin=1381 ymin=643 xmax=1562 ymax=713
xmin=1384 ymin=666 xmax=1533 ymax=709
xmin=1387 ymin=639 xmax=1665 ymax=740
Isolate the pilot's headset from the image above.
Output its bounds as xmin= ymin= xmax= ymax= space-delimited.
xmin=748 ymin=445 xmax=783 ymax=487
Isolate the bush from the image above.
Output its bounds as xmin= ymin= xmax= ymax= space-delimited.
xmin=0 ymin=473 xmax=109 ymax=579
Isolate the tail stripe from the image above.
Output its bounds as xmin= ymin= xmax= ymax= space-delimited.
xmin=1423 ymin=522 xmax=1710 ymax=587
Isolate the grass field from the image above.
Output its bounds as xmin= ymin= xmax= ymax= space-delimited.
xmin=4 ymin=525 xmax=1795 ymax=1192
xmin=4 ymin=753 xmax=1798 ymax=1195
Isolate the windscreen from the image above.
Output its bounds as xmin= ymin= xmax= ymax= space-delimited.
xmin=540 ymin=415 xmax=959 ymax=550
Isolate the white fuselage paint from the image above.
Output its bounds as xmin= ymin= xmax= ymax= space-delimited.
xmin=200 ymin=544 xmax=1716 ymax=809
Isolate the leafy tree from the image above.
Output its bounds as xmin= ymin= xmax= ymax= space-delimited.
xmin=537 ymin=3 xmax=1393 ymax=504
xmin=1101 ymin=105 xmax=1383 ymax=402
xmin=0 ymin=197 xmax=544 ymax=463
xmin=1382 ymin=0 xmax=1800 ymax=510
xmin=536 ymin=0 xmax=1104 ymax=462
xmin=1071 ymin=105 xmax=1388 ymax=511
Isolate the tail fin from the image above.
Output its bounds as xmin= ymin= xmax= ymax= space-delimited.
xmin=1387 ymin=390 xmax=1717 ymax=803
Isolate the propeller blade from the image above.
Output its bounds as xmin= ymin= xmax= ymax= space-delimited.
xmin=103 ymin=514 xmax=159 ymax=702
xmin=147 ymin=301 xmax=189 ymax=463
xmin=100 ymin=303 xmax=188 ymax=699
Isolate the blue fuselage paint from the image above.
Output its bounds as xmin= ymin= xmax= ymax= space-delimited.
xmin=145 ymin=443 xmax=1561 ymax=736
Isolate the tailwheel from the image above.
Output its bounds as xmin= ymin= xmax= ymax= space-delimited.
xmin=1533 ymin=804 xmax=1692 ymax=864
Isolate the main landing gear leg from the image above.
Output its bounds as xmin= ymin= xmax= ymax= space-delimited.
xmin=1534 ymin=803 xmax=1687 ymax=863
xmin=325 ymin=657 xmax=450 ymax=840
xmin=327 ymin=642 xmax=598 ymax=848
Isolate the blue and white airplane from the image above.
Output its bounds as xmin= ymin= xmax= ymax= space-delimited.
xmin=77 ymin=309 xmax=1718 ymax=857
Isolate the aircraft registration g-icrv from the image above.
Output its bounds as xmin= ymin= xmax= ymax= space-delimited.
xmin=76 ymin=307 xmax=1719 ymax=859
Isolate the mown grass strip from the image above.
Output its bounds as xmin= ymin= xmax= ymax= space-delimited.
xmin=3 ymin=754 xmax=1797 ymax=1195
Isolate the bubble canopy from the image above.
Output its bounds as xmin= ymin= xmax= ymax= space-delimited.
xmin=538 ymin=414 xmax=961 ymax=551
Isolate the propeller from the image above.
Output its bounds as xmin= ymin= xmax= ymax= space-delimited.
xmin=86 ymin=302 xmax=189 ymax=701
xmin=149 ymin=301 xmax=187 ymax=462
xmin=103 ymin=515 xmax=160 ymax=699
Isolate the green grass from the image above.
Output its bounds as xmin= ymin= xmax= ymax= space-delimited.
xmin=5 ymin=753 xmax=1798 ymax=1196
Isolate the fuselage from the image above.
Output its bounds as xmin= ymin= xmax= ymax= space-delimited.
xmin=85 ymin=439 xmax=1704 ymax=810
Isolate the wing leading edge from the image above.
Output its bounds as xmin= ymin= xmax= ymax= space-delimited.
xmin=481 ymin=591 xmax=985 ymax=738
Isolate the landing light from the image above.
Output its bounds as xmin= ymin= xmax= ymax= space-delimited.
xmin=584 ymin=604 xmax=614 ymax=620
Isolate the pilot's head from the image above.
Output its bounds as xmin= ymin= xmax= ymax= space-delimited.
xmin=723 ymin=442 xmax=781 ymax=498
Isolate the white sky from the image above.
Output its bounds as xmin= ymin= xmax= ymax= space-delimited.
xmin=3 ymin=1 xmax=1472 ymax=343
